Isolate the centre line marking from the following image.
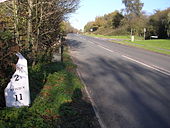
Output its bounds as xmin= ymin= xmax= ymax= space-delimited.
xmin=122 ymin=55 xmax=170 ymax=76
xmin=84 ymin=38 xmax=170 ymax=76
xmin=98 ymin=45 xmax=114 ymax=53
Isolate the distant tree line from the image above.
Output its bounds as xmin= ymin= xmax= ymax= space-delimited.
xmin=84 ymin=0 xmax=170 ymax=39
xmin=61 ymin=21 xmax=79 ymax=34
xmin=0 ymin=0 xmax=79 ymax=107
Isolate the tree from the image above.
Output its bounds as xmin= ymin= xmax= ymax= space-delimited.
xmin=166 ymin=12 xmax=170 ymax=38
xmin=0 ymin=0 xmax=80 ymax=107
xmin=60 ymin=21 xmax=78 ymax=34
xmin=122 ymin=0 xmax=144 ymax=17
xmin=13 ymin=0 xmax=19 ymax=44
xmin=112 ymin=11 xmax=124 ymax=28
xmin=121 ymin=0 xmax=144 ymax=36
xmin=84 ymin=21 xmax=96 ymax=32
xmin=84 ymin=11 xmax=124 ymax=33
xmin=149 ymin=8 xmax=170 ymax=38
xmin=94 ymin=16 xmax=106 ymax=28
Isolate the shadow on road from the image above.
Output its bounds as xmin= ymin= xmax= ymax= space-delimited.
xmin=74 ymin=55 xmax=170 ymax=128
xmin=67 ymin=39 xmax=84 ymax=50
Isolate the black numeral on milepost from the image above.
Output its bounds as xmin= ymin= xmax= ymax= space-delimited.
xmin=14 ymin=75 xmax=20 ymax=81
xmin=15 ymin=94 xmax=23 ymax=101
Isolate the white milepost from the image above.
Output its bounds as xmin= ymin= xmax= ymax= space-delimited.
xmin=5 ymin=53 xmax=31 ymax=107
xmin=144 ymin=28 xmax=146 ymax=40
xmin=131 ymin=35 xmax=135 ymax=42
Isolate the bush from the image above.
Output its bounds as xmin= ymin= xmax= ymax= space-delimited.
xmin=0 ymin=30 xmax=19 ymax=107
xmin=94 ymin=26 xmax=130 ymax=36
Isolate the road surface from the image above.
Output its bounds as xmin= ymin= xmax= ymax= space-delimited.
xmin=67 ymin=34 xmax=170 ymax=128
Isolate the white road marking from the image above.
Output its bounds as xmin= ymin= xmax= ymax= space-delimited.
xmin=88 ymin=41 xmax=94 ymax=44
xmin=78 ymin=36 xmax=170 ymax=76
xmin=98 ymin=45 xmax=114 ymax=53
xmin=69 ymin=35 xmax=170 ymax=128
xmin=68 ymin=49 xmax=107 ymax=128
xmin=77 ymin=69 xmax=107 ymax=128
xmin=122 ymin=55 xmax=170 ymax=76
xmin=152 ymin=64 xmax=169 ymax=72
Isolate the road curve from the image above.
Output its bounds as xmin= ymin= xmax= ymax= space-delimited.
xmin=67 ymin=34 xmax=170 ymax=128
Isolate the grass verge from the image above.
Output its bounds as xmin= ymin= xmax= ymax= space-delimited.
xmin=0 ymin=46 xmax=98 ymax=128
xmin=86 ymin=34 xmax=170 ymax=55
xmin=85 ymin=33 xmax=144 ymax=40
xmin=113 ymin=39 xmax=170 ymax=55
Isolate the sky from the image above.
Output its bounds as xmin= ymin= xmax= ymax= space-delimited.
xmin=0 ymin=0 xmax=7 ymax=2
xmin=69 ymin=0 xmax=170 ymax=30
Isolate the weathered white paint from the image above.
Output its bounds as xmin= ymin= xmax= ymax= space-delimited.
xmin=5 ymin=53 xmax=31 ymax=107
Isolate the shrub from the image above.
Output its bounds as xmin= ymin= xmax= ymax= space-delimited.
xmin=0 ymin=30 xmax=19 ymax=107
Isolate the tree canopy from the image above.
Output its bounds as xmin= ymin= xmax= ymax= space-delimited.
xmin=84 ymin=3 xmax=170 ymax=39
xmin=122 ymin=0 xmax=144 ymax=17
xmin=84 ymin=11 xmax=124 ymax=32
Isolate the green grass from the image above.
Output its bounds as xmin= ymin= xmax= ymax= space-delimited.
xmin=0 ymin=47 xmax=97 ymax=128
xmin=115 ymin=39 xmax=170 ymax=55
xmin=133 ymin=39 xmax=170 ymax=50
xmin=86 ymin=34 xmax=170 ymax=55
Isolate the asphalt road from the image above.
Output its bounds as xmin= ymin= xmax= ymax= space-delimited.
xmin=67 ymin=34 xmax=170 ymax=128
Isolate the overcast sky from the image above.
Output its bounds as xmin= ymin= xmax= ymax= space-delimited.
xmin=69 ymin=0 xmax=170 ymax=30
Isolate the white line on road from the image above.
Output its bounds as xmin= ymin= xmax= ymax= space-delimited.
xmin=77 ymin=69 xmax=107 ymax=128
xmin=87 ymin=41 xmax=170 ymax=76
xmin=68 ymin=49 xmax=107 ymax=128
xmin=98 ymin=45 xmax=114 ymax=53
xmin=79 ymin=36 xmax=170 ymax=76
xmin=88 ymin=41 xmax=94 ymax=44
xmin=122 ymin=55 xmax=170 ymax=76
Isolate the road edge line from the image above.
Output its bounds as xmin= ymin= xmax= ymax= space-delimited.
xmin=67 ymin=45 xmax=107 ymax=128
xmin=76 ymin=68 xmax=107 ymax=128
